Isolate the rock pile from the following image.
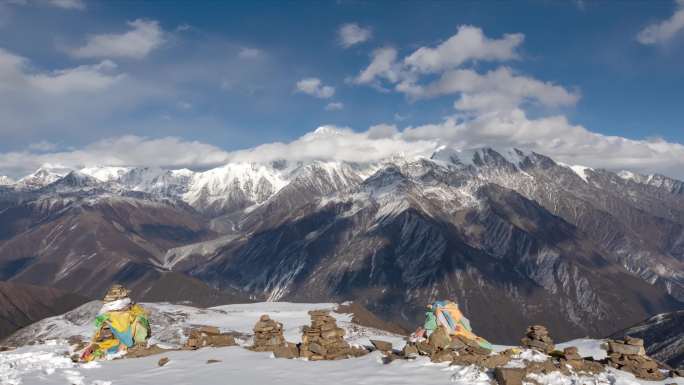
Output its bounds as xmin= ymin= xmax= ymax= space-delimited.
xmin=604 ymin=337 xmax=666 ymax=381
xmin=299 ymin=309 xmax=366 ymax=360
xmin=250 ymin=315 xmax=286 ymax=352
xmin=557 ymin=346 xmax=603 ymax=374
xmin=184 ymin=326 xmax=237 ymax=350
xmin=521 ymin=325 xmax=554 ymax=354
xmin=397 ymin=325 xmax=501 ymax=367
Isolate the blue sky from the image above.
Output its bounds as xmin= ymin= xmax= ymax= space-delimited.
xmin=1 ymin=0 xmax=684 ymax=178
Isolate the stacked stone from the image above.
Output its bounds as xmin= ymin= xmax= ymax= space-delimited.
xmin=299 ymin=309 xmax=362 ymax=360
xmin=604 ymin=337 xmax=666 ymax=381
xmin=184 ymin=326 xmax=236 ymax=350
xmin=558 ymin=346 xmax=603 ymax=374
xmin=521 ymin=325 xmax=555 ymax=354
xmin=250 ymin=315 xmax=286 ymax=352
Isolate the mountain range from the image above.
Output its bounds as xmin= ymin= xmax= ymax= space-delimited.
xmin=1 ymin=143 xmax=683 ymax=344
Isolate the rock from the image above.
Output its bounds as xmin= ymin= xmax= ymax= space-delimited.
xmin=299 ymin=310 xmax=359 ymax=360
xmin=416 ymin=341 xmax=435 ymax=356
xmin=251 ymin=314 xmax=287 ymax=352
xmin=607 ymin=340 xmax=645 ymax=356
xmin=198 ymin=326 xmax=220 ymax=335
xmin=448 ymin=338 xmax=466 ymax=351
xmin=483 ymin=353 xmax=511 ymax=369
xmin=428 ymin=325 xmax=451 ymax=350
xmin=521 ymin=325 xmax=554 ymax=353
xmin=402 ymin=343 xmax=418 ymax=358
xmin=624 ymin=336 xmax=644 ymax=346
xmin=430 ymin=350 xmax=454 ymax=363
xmin=206 ymin=359 xmax=221 ymax=364
xmin=158 ymin=357 xmax=169 ymax=367
xmin=273 ymin=343 xmax=299 ymax=359
xmin=370 ymin=339 xmax=393 ymax=352
xmin=494 ymin=367 xmax=526 ymax=385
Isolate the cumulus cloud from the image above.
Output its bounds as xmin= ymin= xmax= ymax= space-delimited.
xmin=338 ymin=23 xmax=372 ymax=48
xmin=295 ymin=77 xmax=335 ymax=98
xmin=325 ymin=102 xmax=344 ymax=111
xmin=69 ymin=19 xmax=165 ymax=59
xmin=637 ymin=0 xmax=684 ymax=45
xmin=352 ymin=26 xmax=577 ymax=115
xmin=405 ymin=25 xmax=523 ymax=73
xmin=404 ymin=67 xmax=579 ymax=110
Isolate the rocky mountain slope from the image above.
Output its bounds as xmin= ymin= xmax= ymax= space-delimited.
xmin=0 ymin=281 xmax=88 ymax=340
xmin=1 ymin=146 xmax=683 ymax=343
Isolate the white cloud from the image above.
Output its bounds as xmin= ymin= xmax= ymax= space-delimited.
xmin=367 ymin=123 xmax=398 ymax=139
xmin=226 ymin=125 xmax=435 ymax=165
xmin=353 ymin=47 xmax=401 ymax=85
xmin=404 ymin=67 xmax=579 ymax=110
xmin=352 ymin=26 xmax=577 ymax=115
xmin=4 ymin=120 xmax=684 ymax=179
xmin=637 ymin=0 xmax=684 ymax=45
xmin=404 ymin=25 xmax=523 ymax=73
xmin=325 ymin=102 xmax=344 ymax=111
xmin=401 ymin=108 xmax=684 ymax=178
xmin=0 ymin=48 xmax=123 ymax=94
xmin=0 ymin=135 xmax=232 ymax=177
xmin=69 ymin=19 xmax=165 ymax=59
xmin=238 ymin=47 xmax=261 ymax=59
xmin=295 ymin=77 xmax=335 ymax=98
xmin=338 ymin=23 xmax=372 ymax=48
xmin=48 ymin=0 xmax=85 ymax=10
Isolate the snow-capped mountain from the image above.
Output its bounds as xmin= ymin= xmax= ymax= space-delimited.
xmin=0 ymin=176 xmax=14 ymax=186
xmin=1 ymin=147 xmax=683 ymax=345
xmin=13 ymin=165 xmax=73 ymax=190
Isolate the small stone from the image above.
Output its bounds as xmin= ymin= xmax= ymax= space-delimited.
xmin=273 ymin=343 xmax=299 ymax=359
xmin=624 ymin=336 xmax=644 ymax=346
xmin=370 ymin=339 xmax=393 ymax=352
xmin=206 ymin=359 xmax=221 ymax=364
xmin=259 ymin=314 xmax=270 ymax=322
xmin=158 ymin=357 xmax=170 ymax=367
xmin=494 ymin=367 xmax=526 ymax=385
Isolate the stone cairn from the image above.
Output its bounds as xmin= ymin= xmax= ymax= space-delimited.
xmin=299 ymin=310 xmax=365 ymax=360
xmin=250 ymin=315 xmax=286 ymax=352
xmin=521 ymin=325 xmax=555 ymax=354
xmin=249 ymin=314 xmax=300 ymax=359
xmin=184 ymin=326 xmax=237 ymax=350
xmin=604 ymin=337 xmax=666 ymax=381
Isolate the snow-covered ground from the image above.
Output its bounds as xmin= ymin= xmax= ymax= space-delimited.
xmin=2 ymin=302 xmax=682 ymax=385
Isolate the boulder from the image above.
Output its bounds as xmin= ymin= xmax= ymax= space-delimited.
xmin=370 ymin=339 xmax=393 ymax=352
